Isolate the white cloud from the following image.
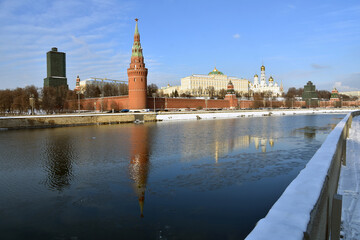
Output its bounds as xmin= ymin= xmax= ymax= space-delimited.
xmin=233 ymin=33 xmax=240 ymax=39
xmin=311 ymin=63 xmax=331 ymax=69
xmin=332 ymin=73 xmax=360 ymax=91
xmin=0 ymin=0 xmax=135 ymax=89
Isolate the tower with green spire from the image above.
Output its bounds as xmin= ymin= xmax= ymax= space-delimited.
xmin=127 ymin=18 xmax=148 ymax=109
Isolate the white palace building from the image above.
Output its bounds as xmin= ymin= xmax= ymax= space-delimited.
xmin=161 ymin=65 xmax=284 ymax=97
xmin=161 ymin=67 xmax=249 ymax=97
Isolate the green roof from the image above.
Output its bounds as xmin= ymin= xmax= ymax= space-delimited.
xmin=208 ymin=67 xmax=224 ymax=75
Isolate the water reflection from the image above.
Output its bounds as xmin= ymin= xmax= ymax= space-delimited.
xmin=213 ymin=135 xmax=277 ymax=162
xmin=43 ymin=134 xmax=75 ymax=191
xmin=129 ymin=125 xmax=150 ymax=218
xmin=292 ymin=125 xmax=334 ymax=140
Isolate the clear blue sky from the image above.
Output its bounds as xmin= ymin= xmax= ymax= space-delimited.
xmin=0 ymin=0 xmax=359 ymax=92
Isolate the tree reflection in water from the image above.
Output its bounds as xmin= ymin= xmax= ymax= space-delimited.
xmin=43 ymin=134 xmax=75 ymax=191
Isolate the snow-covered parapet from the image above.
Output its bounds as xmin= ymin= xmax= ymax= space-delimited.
xmin=246 ymin=111 xmax=360 ymax=240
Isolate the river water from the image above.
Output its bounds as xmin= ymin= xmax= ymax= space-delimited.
xmin=0 ymin=114 xmax=346 ymax=239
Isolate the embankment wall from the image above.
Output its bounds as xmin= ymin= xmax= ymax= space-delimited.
xmin=0 ymin=113 xmax=156 ymax=130
xmin=246 ymin=110 xmax=360 ymax=240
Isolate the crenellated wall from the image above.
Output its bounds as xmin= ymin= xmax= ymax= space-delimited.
xmin=73 ymin=96 xmax=360 ymax=111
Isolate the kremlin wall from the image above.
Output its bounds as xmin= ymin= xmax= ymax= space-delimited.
xmin=73 ymin=19 xmax=360 ymax=112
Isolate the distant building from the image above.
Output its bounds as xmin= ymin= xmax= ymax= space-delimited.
xmin=43 ymin=47 xmax=68 ymax=88
xmin=302 ymin=81 xmax=318 ymax=107
xmin=161 ymin=67 xmax=249 ymax=96
xmin=249 ymin=65 xmax=283 ymax=96
xmin=330 ymin=88 xmax=340 ymax=101
xmin=340 ymin=91 xmax=360 ymax=98
xmin=160 ymin=84 xmax=181 ymax=96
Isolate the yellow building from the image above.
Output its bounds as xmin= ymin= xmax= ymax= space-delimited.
xmin=161 ymin=67 xmax=249 ymax=97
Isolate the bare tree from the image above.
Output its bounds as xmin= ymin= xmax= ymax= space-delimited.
xmin=84 ymin=85 xmax=101 ymax=98
xmin=218 ymin=89 xmax=227 ymax=99
xmin=147 ymin=84 xmax=158 ymax=97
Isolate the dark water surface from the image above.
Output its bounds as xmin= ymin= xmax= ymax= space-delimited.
xmin=0 ymin=114 xmax=346 ymax=239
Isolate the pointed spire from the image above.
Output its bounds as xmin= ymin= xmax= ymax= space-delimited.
xmin=134 ymin=18 xmax=139 ymax=35
xmin=132 ymin=18 xmax=143 ymax=57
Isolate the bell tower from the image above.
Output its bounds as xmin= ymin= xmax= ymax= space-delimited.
xmin=127 ymin=18 xmax=148 ymax=109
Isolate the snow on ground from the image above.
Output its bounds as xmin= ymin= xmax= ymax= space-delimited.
xmin=0 ymin=108 xmax=354 ymax=120
xmin=338 ymin=115 xmax=360 ymax=240
xmin=156 ymin=109 xmax=354 ymax=121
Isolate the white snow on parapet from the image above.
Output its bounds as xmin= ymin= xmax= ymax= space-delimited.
xmin=338 ymin=116 xmax=360 ymax=240
xmin=245 ymin=113 xmax=352 ymax=240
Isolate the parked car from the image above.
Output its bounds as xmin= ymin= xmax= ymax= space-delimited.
xmin=120 ymin=109 xmax=129 ymax=112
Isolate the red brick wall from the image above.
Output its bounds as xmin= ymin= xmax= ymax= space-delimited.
xmin=320 ymin=100 xmax=360 ymax=108
xmin=72 ymin=96 xmax=359 ymax=111
xmin=80 ymin=96 xmax=129 ymax=111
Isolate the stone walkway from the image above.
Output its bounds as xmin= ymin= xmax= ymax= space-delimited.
xmin=338 ymin=115 xmax=360 ymax=239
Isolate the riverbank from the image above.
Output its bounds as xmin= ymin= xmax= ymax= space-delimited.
xmin=156 ymin=108 xmax=356 ymax=121
xmin=0 ymin=108 xmax=357 ymax=130
xmin=0 ymin=113 xmax=156 ymax=130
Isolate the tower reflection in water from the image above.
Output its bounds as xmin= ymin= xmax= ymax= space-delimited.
xmin=43 ymin=134 xmax=75 ymax=191
xmin=128 ymin=124 xmax=150 ymax=218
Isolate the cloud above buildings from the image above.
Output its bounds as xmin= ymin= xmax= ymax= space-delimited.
xmin=0 ymin=0 xmax=134 ymax=88
xmin=311 ymin=64 xmax=331 ymax=69
xmin=332 ymin=73 xmax=360 ymax=92
xmin=233 ymin=33 xmax=240 ymax=39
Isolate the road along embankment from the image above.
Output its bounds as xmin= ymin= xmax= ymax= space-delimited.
xmin=245 ymin=110 xmax=360 ymax=240
xmin=0 ymin=113 xmax=157 ymax=130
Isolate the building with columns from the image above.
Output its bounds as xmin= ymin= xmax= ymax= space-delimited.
xmin=161 ymin=67 xmax=249 ymax=97
xmin=249 ymin=65 xmax=283 ymax=97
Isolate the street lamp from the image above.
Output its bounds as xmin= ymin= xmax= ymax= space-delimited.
xmin=77 ymin=91 xmax=81 ymax=113
xmin=29 ymin=94 xmax=35 ymax=115
xmin=100 ymin=93 xmax=104 ymax=112
xmin=152 ymin=93 xmax=156 ymax=112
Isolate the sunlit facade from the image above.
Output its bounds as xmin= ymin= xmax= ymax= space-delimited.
xmin=249 ymin=65 xmax=283 ymax=97
xmin=161 ymin=67 xmax=249 ymax=96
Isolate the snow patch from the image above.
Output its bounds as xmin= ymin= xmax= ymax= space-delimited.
xmin=338 ymin=115 xmax=360 ymax=239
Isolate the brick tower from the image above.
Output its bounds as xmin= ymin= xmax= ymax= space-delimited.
xmin=224 ymin=80 xmax=238 ymax=109
xmin=127 ymin=19 xmax=148 ymax=109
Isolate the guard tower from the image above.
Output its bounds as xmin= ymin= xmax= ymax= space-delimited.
xmin=127 ymin=19 xmax=148 ymax=109
xmin=44 ymin=47 xmax=68 ymax=88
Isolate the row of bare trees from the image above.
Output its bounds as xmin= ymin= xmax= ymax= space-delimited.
xmin=0 ymin=83 xmax=141 ymax=115
xmin=0 ymin=85 xmax=81 ymax=115
xmin=0 ymin=86 xmax=39 ymax=114
xmin=84 ymin=83 xmax=128 ymax=98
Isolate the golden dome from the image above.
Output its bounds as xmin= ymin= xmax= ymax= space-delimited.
xmin=269 ymin=76 xmax=274 ymax=82
xmin=254 ymin=74 xmax=258 ymax=77
xmin=261 ymin=65 xmax=265 ymax=71
xmin=208 ymin=67 xmax=224 ymax=75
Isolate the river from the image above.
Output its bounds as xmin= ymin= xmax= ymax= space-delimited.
xmin=0 ymin=114 xmax=346 ymax=239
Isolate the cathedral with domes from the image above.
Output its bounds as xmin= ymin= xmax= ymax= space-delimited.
xmin=249 ymin=65 xmax=283 ymax=97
